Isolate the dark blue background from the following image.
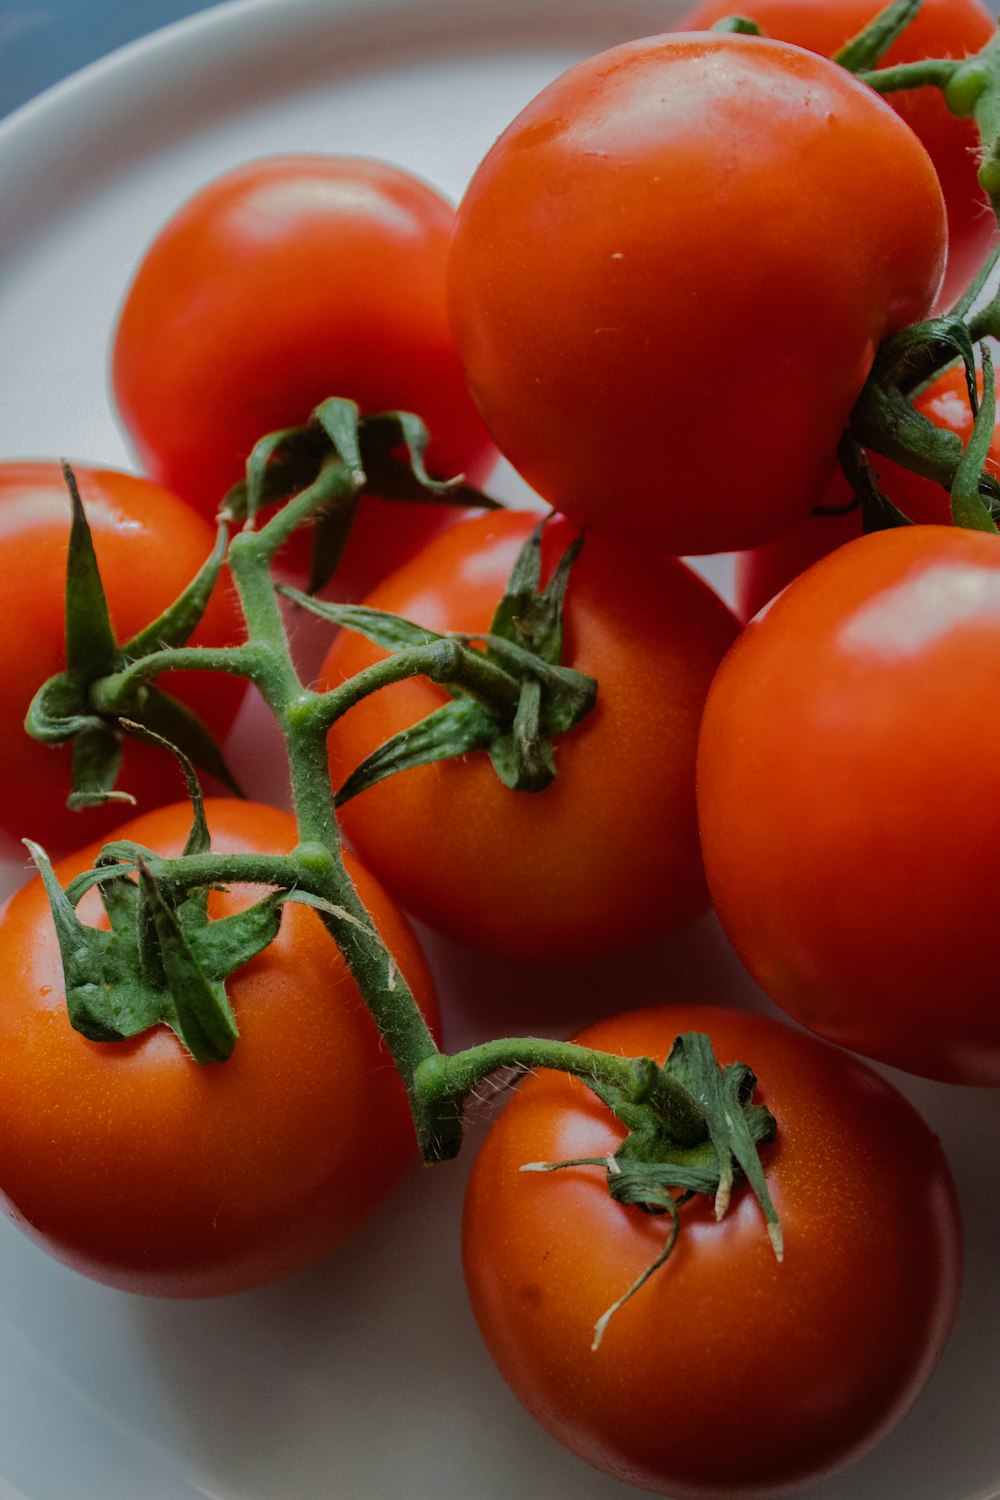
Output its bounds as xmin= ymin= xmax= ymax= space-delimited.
xmin=0 ymin=0 xmax=222 ymax=118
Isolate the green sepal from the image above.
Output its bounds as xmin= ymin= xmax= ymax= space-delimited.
xmin=489 ymin=678 xmax=552 ymax=790
xmin=62 ymin=462 xmax=118 ymax=684
xmin=95 ymin=857 xmax=141 ymax=935
xmin=66 ymin=722 xmax=134 ymax=810
xmin=137 ymin=687 xmax=243 ymax=798
xmin=335 ymin=698 xmax=495 ymax=806
xmin=307 ymin=493 xmax=361 ymax=596
xmin=312 ymin=397 xmax=367 ymax=488
xmin=283 ymin=595 xmax=442 ymax=654
xmin=951 ymin=345 xmax=1000 ymax=532
xmin=225 ymin=423 xmax=330 ymax=527
xmin=136 ymin=860 xmax=239 ymax=1063
xmin=833 ymin=0 xmax=923 ymax=72
xmin=185 ymin=890 xmax=284 ymax=983
xmin=120 ymin=521 xmax=230 ymax=662
xmin=357 ymin=409 xmax=498 ymax=509
xmin=23 ymin=840 xmax=122 ymax=1044
xmin=486 ymin=518 xmax=581 ymax=668
xmin=837 ymin=432 xmax=913 ymax=533
xmin=709 ymin=15 xmax=763 ymax=35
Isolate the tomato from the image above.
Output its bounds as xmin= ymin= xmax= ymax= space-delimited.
xmin=0 ymin=461 xmax=245 ymax=855
xmin=448 ymin=34 xmax=946 ymax=556
xmin=0 ymin=799 xmax=438 ymax=1297
xmin=464 ymin=1004 xmax=962 ymax=1498
xmin=319 ymin=510 xmax=738 ymax=960
xmin=673 ymin=0 xmax=998 ymax=308
xmin=735 ymin=363 xmax=993 ymax=620
xmin=698 ymin=524 xmax=1000 ymax=1085
xmin=111 ymin=155 xmax=497 ymax=595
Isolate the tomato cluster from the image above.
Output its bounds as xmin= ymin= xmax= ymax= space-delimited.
xmin=2 ymin=4 xmax=998 ymax=1497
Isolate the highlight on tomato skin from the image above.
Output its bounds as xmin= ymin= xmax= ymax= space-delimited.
xmin=672 ymin=0 xmax=999 ymax=309
xmin=698 ymin=523 xmax=1000 ymax=1086
xmin=0 ymin=799 xmax=440 ymax=1298
xmin=463 ymin=1004 xmax=963 ymax=1500
xmin=0 ymin=461 xmax=246 ymax=855
xmin=448 ymin=31 xmax=947 ymax=557
xmin=319 ymin=508 xmax=740 ymax=962
xmin=734 ymin=363 xmax=998 ymax=621
xmin=110 ymin=153 xmax=498 ymax=597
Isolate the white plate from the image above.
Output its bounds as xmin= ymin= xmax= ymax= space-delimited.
xmin=0 ymin=2 xmax=998 ymax=1497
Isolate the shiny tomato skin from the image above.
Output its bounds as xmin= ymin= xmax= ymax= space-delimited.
xmin=448 ymin=35 xmax=946 ymax=556
xmin=674 ymin=0 xmax=997 ymax=307
xmin=699 ymin=525 xmax=1000 ymax=1085
xmin=0 ymin=462 xmax=245 ymax=854
xmin=463 ymin=1004 xmax=962 ymax=1498
xmin=111 ymin=155 xmax=496 ymax=594
xmin=734 ymin=364 xmax=993 ymax=619
xmin=0 ymin=800 xmax=438 ymax=1297
xmin=319 ymin=510 xmax=738 ymax=960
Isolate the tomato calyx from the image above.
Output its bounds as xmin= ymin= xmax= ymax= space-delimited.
xmin=223 ymin=396 xmax=499 ymax=594
xmin=25 ymin=463 xmax=242 ymax=809
xmin=22 ymin=770 xmax=275 ymax=1063
xmin=521 ymin=1032 xmax=782 ymax=1348
xmin=851 ymin=326 xmax=1000 ymax=532
xmin=286 ymin=517 xmax=598 ymax=797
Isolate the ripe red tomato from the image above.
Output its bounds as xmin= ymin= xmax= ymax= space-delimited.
xmin=673 ymin=0 xmax=998 ymax=308
xmin=448 ymin=33 xmax=946 ymax=556
xmin=0 ymin=461 xmax=245 ymax=855
xmin=0 ymin=799 xmax=438 ymax=1296
xmin=464 ymin=1004 xmax=962 ymax=1498
xmin=735 ymin=363 xmax=992 ymax=619
xmin=111 ymin=155 xmax=496 ymax=594
xmin=319 ymin=510 xmax=738 ymax=960
xmin=699 ymin=524 xmax=1000 ymax=1085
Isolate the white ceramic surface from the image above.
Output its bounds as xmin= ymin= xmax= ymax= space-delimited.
xmin=0 ymin=2 xmax=998 ymax=1496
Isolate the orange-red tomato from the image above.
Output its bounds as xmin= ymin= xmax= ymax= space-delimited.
xmin=0 ymin=800 xmax=438 ymax=1297
xmin=0 ymin=462 xmax=245 ymax=854
xmin=464 ymin=1005 xmax=962 ymax=1498
xmin=319 ymin=510 xmax=738 ymax=960
xmin=448 ymin=33 xmax=946 ymax=555
xmin=734 ymin=364 xmax=993 ymax=620
xmin=111 ymin=155 xmax=496 ymax=594
xmin=673 ymin=0 xmax=998 ymax=307
xmin=699 ymin=525 xmax=1000 ymax=1084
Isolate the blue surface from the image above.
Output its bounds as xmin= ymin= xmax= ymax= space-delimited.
xmin=0 ymin=0 xmax=222 ymax=118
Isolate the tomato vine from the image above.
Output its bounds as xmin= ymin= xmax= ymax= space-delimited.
xmin=6 ymin=1 xmax=1000 ymax=1490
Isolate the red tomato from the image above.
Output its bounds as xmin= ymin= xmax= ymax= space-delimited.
xmin=319 ymin=510 xmax=738 ymax=960
xmin=673 ymin=0 xmax=998 ymax=308
xmin=111 ymin=155 xmax=497 ymax=594
xmin=735 ymin=363 xmax=992 ymax=619
xmin=464 ymin=1005 xmax=962 ymax=1498
xmin=0 ymin=462 xmax=245 ymax=855
xmin=0 ymin=799 xmax=438 ymax=1297
xmin=448 ymin=34 xmax=946 ymax=556
xmin=699 ymin=525 xmax=1000 ymax=1085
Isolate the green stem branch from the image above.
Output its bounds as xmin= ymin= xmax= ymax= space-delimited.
xmin=414 ymin=1038 xmax=708 ymax=1157
xmin=310 ymin=637 xmax=519 ymax=732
